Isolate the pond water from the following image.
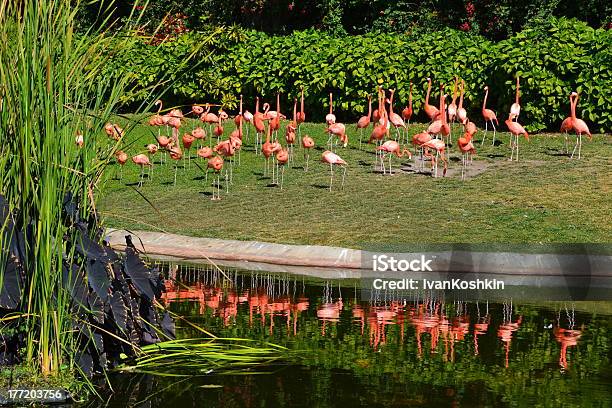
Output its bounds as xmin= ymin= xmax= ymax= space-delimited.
xmin=90 ymin=263 xmax=611 ymax=407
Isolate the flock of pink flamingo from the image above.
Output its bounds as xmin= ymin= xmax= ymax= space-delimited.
xmin=102 ymin=77 xmax=593 ymax=198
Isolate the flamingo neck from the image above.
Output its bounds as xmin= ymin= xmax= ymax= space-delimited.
xmin=570 ymin=95 xmax=577 ymax=119
xmin=367 ymin=97 xmax=372 ymax=117
xmin=329 ymin=93 xmax=333 ymax=115
xmin=483 ymin=89 xmax=488 ymax=111
xmin=425 ymin=81 xmax=431 ymax=104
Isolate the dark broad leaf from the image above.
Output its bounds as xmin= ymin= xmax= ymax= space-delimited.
xmin=124 ymin=247 xmax=155 ymax=301
xmin=88 ymin=292 xmax=105 ymax=324
xmin=85 ymin=260 xmax=111 ymax=302
xmin=0 ymin=256 xmax=22 ymax=310
xmin=62 ymin=262 xmax=88 ymax=309
xmin=161 ymin=312 xmax=176 ymax=339
xmin=91 ymin=330 xmax=104 ymax=354
xmin=74 ymin=226 xmax=117 ymax=263
xmin=77 ymin=351 xmax=94 ymax=377
xmin=110 ymin=291 xmax=128 ymax=334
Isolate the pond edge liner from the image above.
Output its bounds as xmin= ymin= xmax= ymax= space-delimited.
xmin=105 ymin=229 xmax=612 ymax=277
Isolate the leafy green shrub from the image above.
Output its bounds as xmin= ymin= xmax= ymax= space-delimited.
xmin=493 ymin=18 xmax=612 ymax=132
xmin=116 ymin=18 xmax=611 ymax=132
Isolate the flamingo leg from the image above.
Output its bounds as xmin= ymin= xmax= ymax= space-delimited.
xmin=329 ymin=163 xmax=333 ymax=192
xmin=571 ymin=136 xmax=579 ymax=159
xmin=578 ymin=134 xmax=582 ymax=159
xmin=515 ymin=136 xmax=519 ymax=161
xmin=491 ymin=121 xmax=497 ymax=146
xmin=359 ymin=128 xmax=363 ymax=150
xmin=481 ymin=122 xmax=488 ymax=146
xmin=119 ymin=166 xmax=123 ymax=181
xmin=341 ymin=166 xmax=347 ymax=190
xmin=281 ymin=166 xmax=285 ymax=190
xmin=173 ymin=164 xmax=178 ymax=186
xmin=304 ymin=152 xmax=309 ymax=172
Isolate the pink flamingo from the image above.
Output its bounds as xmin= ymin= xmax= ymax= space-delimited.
xmin=326 ymin=93 xmax=336 ymax=125
xmin=132 ymin=153 xmax=152 ymax=187
xmin=376 ymin=140 xmax=412 ymax=175
xmin=356 ymin=94 xmax=372 ymax=149
xmin=510 ymin=76 xmax=521 ymax=121
xmin=505 ymin=113 xmax=529 ymax=161
xmin=422 ymin=138 xmax=447 ymax=178
xmin=207 ymin=156 xmax=224 ymax=200
xmin=321 ymin=150 xmax=347 ymax=191
xmin=457 ymin=80 xmax=468 ymax=125
xmin=569 ymin=92 xmax=592 ymax=159
xmin=388 ymin=89 xmax=407 ymax=144
xmin=424 ymin=77 xmax=440 ymax=121
xmin=115 ymin=150 xmax=128 ymax=180
xmin=481 ymin=86 xmax=499 ymax=145
xmin=457 ymin=121 xmax=477 ymax=179
xmin=296 ymin=86 xmax=306 ymax=143
xmin=401 ymin=82 xmax=413 ymax=125
xmin=302 ymin=134 xmax=315 ymax=171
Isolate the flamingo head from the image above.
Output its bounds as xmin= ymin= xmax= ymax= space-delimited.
xmin=484 ymin=85 xmax=489 ymax=91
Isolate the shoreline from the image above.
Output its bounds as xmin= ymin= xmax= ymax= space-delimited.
xmin=105 ymin=229 xmax=612 ymax=277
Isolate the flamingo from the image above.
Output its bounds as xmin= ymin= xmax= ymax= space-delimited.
xmin=326 ymin=122 xmax=348 ymax=149
xmin=569 ymin=92 xmax=592 ymax=159
xmin=132 ymin=153 xmax=152 ymax=187
xmin=286 ymin=98 xmax=297 ymax=162
xmin=356 ymin=94 xmax=372 ymax=149
xmin=157 ymin=135 xmax=171 ymax=164
xmin=388 ymin=89 xmax=407 ymax=144
xmin=510 ymin=76 xmax=521 ymax=121
xmin=447 ymin=76 xmax=459 ymax=124
xmin=269 ymin=93 xmax=281 ymax=140
xmin=115 ymin=150 xmax=128 ymax=180
xmin=169 ymin=145 xmax=183 ymax=186
xmin=262 ymin=124 xmax=281 ymax=179
xmin=457 ymin=80 xmax=468 ymax=125
xmin=321 ymin=150 xmax=347 ymax=191
xmin=457 ymin=121 xmax=477 ymax=180
xmin=200 ymin=104 xmax=219 ymax=146
xmin=75 ymin=132 xmax=84 ymax=148
xmin=253 ymin=97 xmax=266 ymax=154
xmin=412 ymin=131 xmax=432 ymax=171
xmin=401 ymin=82 xmax=413 ymax=125
xmin=326 ymin=92 xmax=336 ymax=125
xmin=481 ymin=86 xmax=499 ymax=145
xmin=276 ymin=147 xmax=289 ymax=188
xmin=182 ymin=132 xmax=195 ymax=168
xmin=376 ymin=140 xmax=411 ymax=175
xmin=148 ymin=100 xmax=164 ymax=130
xmin=422 ymin=138 xmax=447 ymax=178
xmin=505 ymin=113 xmax=529 ymax=161
xmin=560 ymin=93 xmax=575 ymax=154
xmin=369 ymin=88 xmax=388 ymax=170
xmin=207 ymin=156 xmax=224 ymax=200
xmin=424 ymin=77 xmax=440 ymax=121
xmin=192 ymin=127 xmax=206 ymax=148
xmin=296 ymin=86 xmax=306 ymax=143
xmin=213 ymin=136 xmax=236 ymax=188
xmin=243 ymin=110 xmax=253 ymax=143
xmin=302 ymin=134 xmax=315 ymax=171
xmin=104 ymin=123 xmax=123 ymax=141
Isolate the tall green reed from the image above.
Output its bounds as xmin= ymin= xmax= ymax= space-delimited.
xmin=0 ymin=0 xmax=146 ymax=376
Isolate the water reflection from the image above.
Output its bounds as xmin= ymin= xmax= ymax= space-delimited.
xmin=161 ymin=266 xmax=587 ymax=371
xmin=89 ymin=264 xmax=610 ymax=407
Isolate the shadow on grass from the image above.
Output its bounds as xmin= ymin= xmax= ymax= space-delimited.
xmin=312 ymin=183 xmax=330 ymax=189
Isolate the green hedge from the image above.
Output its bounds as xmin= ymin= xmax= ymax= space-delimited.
xmin=111 ymin=18 xmax=612 ymax=133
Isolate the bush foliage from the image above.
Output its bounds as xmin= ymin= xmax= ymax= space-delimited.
xmin=111 ymin=18 xmax=611 ymax=132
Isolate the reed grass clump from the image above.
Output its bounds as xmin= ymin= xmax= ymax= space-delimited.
xmin=0 ymin=0 xmax=141 ymax=377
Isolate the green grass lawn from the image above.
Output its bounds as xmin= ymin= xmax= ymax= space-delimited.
xmin=98 ymin=117 xmax=611 ymax=248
